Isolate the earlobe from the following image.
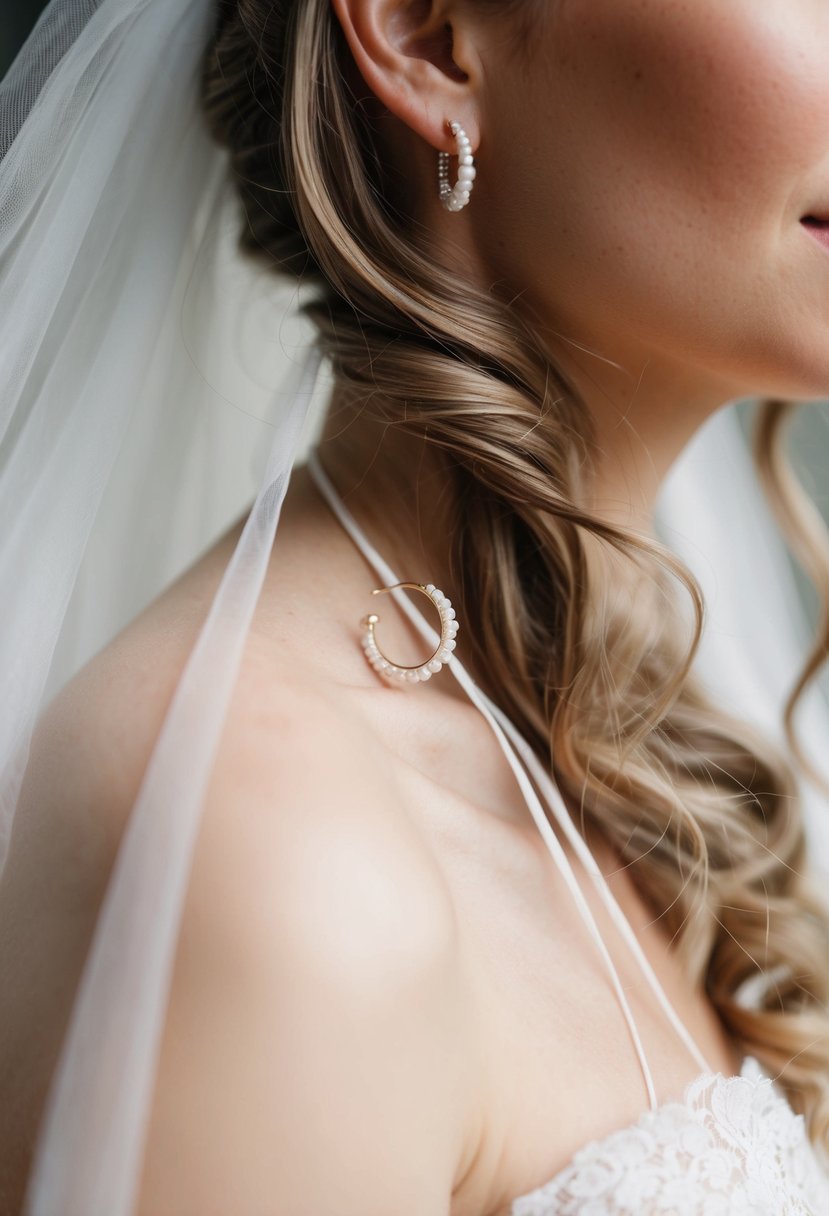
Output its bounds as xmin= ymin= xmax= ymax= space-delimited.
xmin=329 ymin=0 xmax=480 ymax=154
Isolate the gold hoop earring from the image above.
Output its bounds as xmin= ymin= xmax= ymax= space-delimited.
xmin=360 ymin=583 xmax=459 ymax=684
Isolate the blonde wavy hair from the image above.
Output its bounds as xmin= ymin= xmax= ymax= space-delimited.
xmin=202 ymin=0 xmax=829 ymax=1148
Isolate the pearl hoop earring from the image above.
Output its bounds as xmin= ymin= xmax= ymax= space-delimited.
xmin=361 ymin=582 xmax=459 ymax=684
xmin=438 ymin=120 xmax=476 ymax=213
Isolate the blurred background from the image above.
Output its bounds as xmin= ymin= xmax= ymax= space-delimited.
xmin=1 ymin=0 xmax=47 ymax=79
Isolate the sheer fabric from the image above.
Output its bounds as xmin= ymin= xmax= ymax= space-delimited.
xmin=0 ymin=1 xmax=828 ymax=1213
xmin=0 ymin=2 xmax=326 ymax=1211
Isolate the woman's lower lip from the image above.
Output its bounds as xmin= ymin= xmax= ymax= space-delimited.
xmin=802 ymin=219 xmax=829 ymax=252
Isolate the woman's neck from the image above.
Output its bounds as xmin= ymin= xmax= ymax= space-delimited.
xmin=315 ymin=402 xmax=461 ymax=604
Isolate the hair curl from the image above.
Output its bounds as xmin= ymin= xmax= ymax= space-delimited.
xmin=202 ymin=0 xmax=829 ymax=1150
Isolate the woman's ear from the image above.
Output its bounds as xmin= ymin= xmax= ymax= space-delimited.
xmin=329 ymin=0 xmax=481 ymax=154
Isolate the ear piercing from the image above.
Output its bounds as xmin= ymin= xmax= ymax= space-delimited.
xmin=361 ymin=582 xmax=459 ymax=684
xmin=438 ymin=121 xmax=476 ymax=212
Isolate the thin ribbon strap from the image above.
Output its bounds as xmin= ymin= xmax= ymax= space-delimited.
xmin=307 ymin=447 xmax=669 ymax=1110
xmin=483 ymin=699 xmax=714 ymax=1076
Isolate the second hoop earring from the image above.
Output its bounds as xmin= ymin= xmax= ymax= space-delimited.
xmin=438 ymin=120 xmax=476 ymax=213
xmin=361 ymin=582 xmax=459 ymax=684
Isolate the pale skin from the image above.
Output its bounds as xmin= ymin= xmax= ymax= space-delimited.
xmin=2 ymin=0 xmax=829 ymax=1212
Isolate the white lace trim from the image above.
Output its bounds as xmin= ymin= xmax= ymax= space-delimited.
xmin=510 ymin=1056 xmax=829 ymax=1215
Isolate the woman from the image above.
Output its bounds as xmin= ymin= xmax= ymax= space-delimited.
xmin=3 ymin=0 xmax=829 ymax=1211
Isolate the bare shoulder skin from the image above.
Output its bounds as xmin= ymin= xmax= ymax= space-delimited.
xmin=0 ymin=469 xmax=483 ymax=1214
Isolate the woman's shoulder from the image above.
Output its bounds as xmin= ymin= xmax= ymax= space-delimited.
xmin=6 ymin=525 xmax=480 ymax=1212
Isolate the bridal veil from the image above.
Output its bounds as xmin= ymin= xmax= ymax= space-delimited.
xmin=1 ymin=0 xmax=827 ymax=1212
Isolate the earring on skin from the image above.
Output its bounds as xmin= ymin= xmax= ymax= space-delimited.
xmin=361 ymin=582 xmax=459 ymax=684
xmin=438 ymin=120 xmax=476 ymax=212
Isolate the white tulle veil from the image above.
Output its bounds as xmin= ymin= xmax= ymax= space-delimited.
xmin=1 ymin=0 xmax=828 ymax=1212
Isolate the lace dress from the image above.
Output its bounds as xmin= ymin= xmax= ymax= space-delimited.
xmin=306 ymin=449 xmax=829 ymax=1216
